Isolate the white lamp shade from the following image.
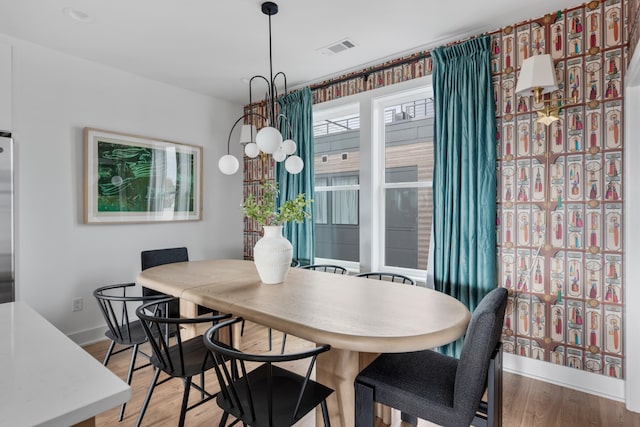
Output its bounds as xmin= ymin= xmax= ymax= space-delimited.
xmin=239 ymin=124 xmax=257 ymax=144
xmin=515 ymin=54 xmax=559 ymax=96
xmin=272 ymin=147 xmax=287 ymax=162
xmin=281 ymin=139 xmax=297 ymax=155
xmin=218 ymin=154 xmax=239 ymax=175
xmin=285 ymin=155 xmax=304 ymax=174
xmin=256 ymin=126 xmax=283 ymax=154
xmin=244 ymin=142 xmax=260 ymax=158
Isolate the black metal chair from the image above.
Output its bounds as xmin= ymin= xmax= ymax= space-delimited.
xmin=354 ymin=287 xmax=508 ymax=427
xmin=300 ymin=264 xmax=348 ymax=274
xmin=141 ymin=247 xmax=211 ymax=317
xmin=93 ymin=283 xmax=167 ymax=421
xmin=204 ymin=317 xmax=334 ymax=427
xmin=355 ymin=271 xmax=416 ymax=285
xmin=135 ymin=297 xmax=231 ymax=427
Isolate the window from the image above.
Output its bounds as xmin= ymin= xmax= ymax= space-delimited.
xmin=312 ymin=77 xmax=433 ymax=279
xmin=381 ymin=96 xmax=434 ymax=271
xmin=313 ymin=104 xmax=360 ymax=264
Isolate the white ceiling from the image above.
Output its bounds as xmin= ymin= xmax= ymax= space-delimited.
xmin=0 ymin=0 xmax=584 ymax=105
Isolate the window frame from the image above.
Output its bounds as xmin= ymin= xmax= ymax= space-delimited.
xmin=313 ymin=76 xmax=433 ymax=281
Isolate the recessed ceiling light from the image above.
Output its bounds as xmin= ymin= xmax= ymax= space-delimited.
xmin=63 ymin=8 xmax=94 ymax=23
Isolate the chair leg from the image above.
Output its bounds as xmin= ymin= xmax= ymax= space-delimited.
xmin=280 ymin=333 xmax=288 ymax=354
xmin=354 ymin=380 xmax=375 ymax=427
xmin=401 ymin=412 xmax=417 ymax=425
xmin=240 ymin=319 xmax=245 ymax=336
xmin=178 ymin=377 xmax=193 ymax=427
xmin=219 ymin=412 xmax=229 ymax=427
xmin=488 ymin=345 xmax=503 ymax=427
xmin=321 ymin=400 xmax=331 ymax=427
xmin=119 ymin=343 xmax=140 ymax=421
xmin=200 ymin=372 xmax=205 ymax=400
xmin=103 ymin=340 xmax=116 ymax=366
xmin=268 ymin=327 xmax=272 ymax=351
xmin=136 ymin=367 xmax=161 ymax=427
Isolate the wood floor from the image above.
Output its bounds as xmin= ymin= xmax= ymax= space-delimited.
xmin=83 ymin=321 xmax=640 ymax=427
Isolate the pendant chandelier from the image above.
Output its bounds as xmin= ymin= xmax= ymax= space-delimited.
xmin=218 ymin=1 xmax=303 ymax=175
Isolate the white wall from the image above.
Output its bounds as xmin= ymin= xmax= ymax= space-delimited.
xmin=624 ymin=50 xmax=640 ymax=412
xmin=1 ymin=34 xmax=245 ymax=343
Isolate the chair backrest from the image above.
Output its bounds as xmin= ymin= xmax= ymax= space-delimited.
xmin=135 ymin=297 xmax=230 ymax=377
xmin=141 ymin=247 xmax=189 ymax=270
xmin=93 ymin=283 xmax=164 ymax=345
xmin=204 ymin=317 xmax=331 ymax=425
xmin=454 ymin=287 xmax=508 ymax=420
xmin=355 ymin=272 xmax=416 ymax=285
xmin=300 ymin=264 xmax=347 ymax=274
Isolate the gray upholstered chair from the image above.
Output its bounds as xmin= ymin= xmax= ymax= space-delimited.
xmin=354 ymin=287 xmax=508 ymax=427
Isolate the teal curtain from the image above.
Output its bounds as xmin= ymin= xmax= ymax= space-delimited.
xmin=432 ymin=36 xmax=497 ymax=356
xmin=276 ymin=87 xmax=315 ymax=265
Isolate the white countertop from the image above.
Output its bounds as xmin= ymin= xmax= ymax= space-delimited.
xmin=0 ymin=301 xmax=131 ymax=427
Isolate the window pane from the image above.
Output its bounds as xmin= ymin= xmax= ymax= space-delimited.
xmin=384 ymin=98 xmax=434 ymax=184
xmin=314 ymin=191 xmax=328 ymax=224
xmin=385 ymin=187 xmax=432 ymax=270
xmin=314 ymin=111 xmax=360 ymax=263
xmin=332 ymin=188 xmax=358 ymax=225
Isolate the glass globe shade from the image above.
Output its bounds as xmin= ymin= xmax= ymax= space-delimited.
xmin=218 ymin=154 xmax=239 ymax=175
xmin=272 ymin=147 xmax=287 ymax=162
xmin=281 ymin=139 xmax=297 ymax=155
xmin=244 ymin=142 xmax=260 ymax=158
xmin=285 ymin=155 xmax=304 ymax=174
xmin=256 ymin=126 xmax=282 ymax=154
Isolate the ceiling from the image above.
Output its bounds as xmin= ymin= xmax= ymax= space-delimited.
xmin=0 ymin=0 xmax=584 ymax=105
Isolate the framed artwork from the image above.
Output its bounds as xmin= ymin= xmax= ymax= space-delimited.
xmin=84 ymin=128 xmax=202 ymax=224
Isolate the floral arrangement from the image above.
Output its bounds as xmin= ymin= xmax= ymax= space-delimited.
xmin=243 ymin=180 xmax=312 ymax=226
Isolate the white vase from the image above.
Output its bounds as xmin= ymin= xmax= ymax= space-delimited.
xmin=253 ymin=225 xmax=293 ymax=284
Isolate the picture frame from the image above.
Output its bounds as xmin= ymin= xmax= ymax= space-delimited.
xmin=84 ymin=127 xmax=202 ymax=224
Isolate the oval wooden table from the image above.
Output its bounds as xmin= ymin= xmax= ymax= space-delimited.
xmin=137 ymin=259 xmax=470 ymax=427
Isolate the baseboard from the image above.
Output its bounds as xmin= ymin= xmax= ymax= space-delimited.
xmin=503 ymin=353 xmax=624 ymax=402
xmin=67 ymin=324 xmax=108 ymax=346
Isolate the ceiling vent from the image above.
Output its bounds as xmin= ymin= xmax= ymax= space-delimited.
xmin=318 ymin=38 xmax=358 ymax=56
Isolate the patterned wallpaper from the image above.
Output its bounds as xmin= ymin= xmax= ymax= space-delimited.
xmin=243 ymin=0 xmax=634 ymax=378
xmin=494 ymin=0 xmax=627 ymax=379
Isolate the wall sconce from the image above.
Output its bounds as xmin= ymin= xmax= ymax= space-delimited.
xmin=515 ymin=54 xmax=577 ymax=126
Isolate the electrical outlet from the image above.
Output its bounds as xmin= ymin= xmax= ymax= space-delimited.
xmin=72 ymin=297 xmax=83 ymax=312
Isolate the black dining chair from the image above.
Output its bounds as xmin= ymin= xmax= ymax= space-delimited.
xmin=204 ymin=317 xmax=334 ymax=427
xmin=141 ymin=247 xmax=212 ymax=317
xmin=93 ymin=283 xmax=167 ymax=421
xmin=300 ymin=264 xmax=348 ymax=274
xmin=355 ymin=271 xmax=416 ymax=285
xmin=135 ymin=297 xmax=231 ymax=427
xmin=354 ymin=287 xmax=508 ymax=427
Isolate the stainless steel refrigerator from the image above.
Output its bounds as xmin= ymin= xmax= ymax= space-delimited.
xmin=0 ymin=133 xmax=13 ymax=303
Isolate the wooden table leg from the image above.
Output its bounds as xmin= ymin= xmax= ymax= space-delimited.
xmin=179 ymin=299 xmax=199 ymax=339
xmin=315 ymin=348 xmax=381 ymax=427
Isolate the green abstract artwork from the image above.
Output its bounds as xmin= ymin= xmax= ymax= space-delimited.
xmin=96 ymin=141 xmax=195 ymax=213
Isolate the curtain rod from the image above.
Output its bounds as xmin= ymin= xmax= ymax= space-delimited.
xmin=309 ymin=52 xmax=432 ymax=91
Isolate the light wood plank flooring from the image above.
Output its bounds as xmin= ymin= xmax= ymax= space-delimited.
xmin=83 ymin=321 xmax=640 ymax=427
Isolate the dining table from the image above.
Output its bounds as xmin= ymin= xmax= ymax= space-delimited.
xmin=136 ymin=259 xmax=470 ymax=427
